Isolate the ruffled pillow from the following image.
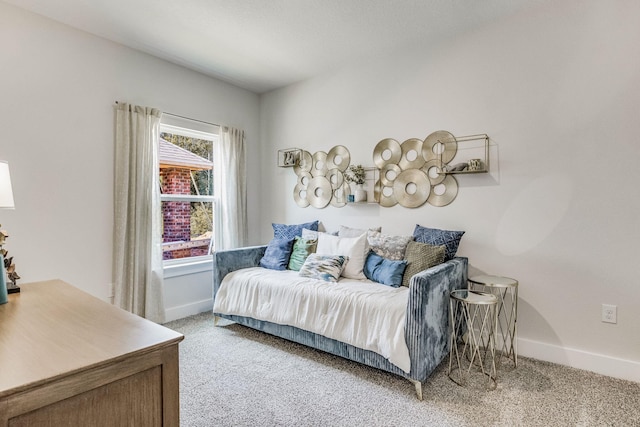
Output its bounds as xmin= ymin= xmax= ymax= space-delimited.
xmin=299 ymin=254 xmax=348 ymax=282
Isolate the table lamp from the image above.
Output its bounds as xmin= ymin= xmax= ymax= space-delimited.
xmin=0 ymin=160 xmax=15 ymax=304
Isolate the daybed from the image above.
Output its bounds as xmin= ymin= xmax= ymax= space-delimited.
xmin=212 ymin=226 xmax=468 ymax=399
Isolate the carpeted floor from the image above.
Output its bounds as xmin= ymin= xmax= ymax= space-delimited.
xmin=165 ymin=312 xmax=640 ymax=427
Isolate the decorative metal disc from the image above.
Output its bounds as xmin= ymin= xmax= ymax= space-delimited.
xmin=423 ymin=131 xmax=457 ymax=164
xmin=296 ymin=171 xmax=312 ymax=187
xmin=294 ymin=150 xmax=313 ymax=175
xmin=330 ymin=181 xmax=351 ymax=207
xmin=421 ymin=159 xmax=446 ymax=186
xmin=293 ymin=182 xmax=309 ymax=208
xmin=326 ymin=168 xmax=344 ymax=189
xmin=311 ymin=151 xmax=328 ymax=177
xmin=393 ymin=169 xmax=430 ymax=208
xmin=326 ymin=145 xmax=351 ymax=172
xmin=399 ymin=138 xmax=425 ymax=170
xmin=380 ymin=164 xmax=402 ymax=187
xmin=375 ymin=179 xmax=397 ymax=207
xmin=427 ymin=175 xmax=458 ymax=207
xmin=373 ymin=138 xmax=402 ymax=169
xmin=307 ymin=176 xmax=332 ymax=208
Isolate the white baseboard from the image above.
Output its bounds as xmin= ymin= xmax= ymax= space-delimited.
xmin=164 ymin=298 xmax=213 ymax=323
xmin=518 ymin=337 xmax=640 ymax=383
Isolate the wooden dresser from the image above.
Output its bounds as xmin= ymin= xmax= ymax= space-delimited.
xmin=0 ymin=280 xmax=184 ymax=426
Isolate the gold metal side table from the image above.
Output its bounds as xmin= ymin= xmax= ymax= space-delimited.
xmin=469 ymin=275 xmax=518 ymax=367
xmin=448 ymin=289 xmax=498 ymax=390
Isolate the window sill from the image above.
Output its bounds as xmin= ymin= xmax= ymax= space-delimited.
xmin=163 ymin=255 xmax=213 ymax=278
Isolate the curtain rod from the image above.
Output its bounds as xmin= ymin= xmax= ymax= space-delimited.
xmin=115 ymin=101 xmax=219 ymax=127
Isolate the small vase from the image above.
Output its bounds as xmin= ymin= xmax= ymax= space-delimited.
xmin=354 ymin=184 xmax=367 ymax=203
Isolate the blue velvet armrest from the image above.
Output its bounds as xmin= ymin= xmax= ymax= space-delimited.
xmin=213 ymin=245 xmax=267 ymax=297
xmin=405 ymin=257 xmax=468 ymax=381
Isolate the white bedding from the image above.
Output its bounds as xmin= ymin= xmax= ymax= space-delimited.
xmin=213 ymin=267 xmax=411 ymax=373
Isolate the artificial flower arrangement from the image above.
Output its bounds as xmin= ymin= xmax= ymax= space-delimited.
xmin=344 ymin=164 xmax=366 ymax=185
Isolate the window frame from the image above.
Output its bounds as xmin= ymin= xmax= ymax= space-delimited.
xmin=159 ymin=122 xmax=218 ymax=268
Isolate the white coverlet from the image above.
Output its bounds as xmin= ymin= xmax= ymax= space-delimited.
xmin=213 ymin=267 xmax=411 ymax=373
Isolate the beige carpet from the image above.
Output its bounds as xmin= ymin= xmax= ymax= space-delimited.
xmin=165 ymin=312 xmax=640 ymax=427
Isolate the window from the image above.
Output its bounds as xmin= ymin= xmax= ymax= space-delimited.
xmin=159 ymin=122 xmax=218 ymax=261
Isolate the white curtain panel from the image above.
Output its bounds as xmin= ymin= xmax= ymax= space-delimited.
xmin=214 ymin=126 xmax=248 ymax=250
xmin=113 ymin=103 xmax=165 ymax=323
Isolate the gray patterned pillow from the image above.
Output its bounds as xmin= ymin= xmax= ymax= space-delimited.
xmin=401 ymin=241 xmax=446 ymax=287
xmin=367 ymin=231 xmax=413 ymax=261
xmin=299 ymin=254 xmax=348 ymax=282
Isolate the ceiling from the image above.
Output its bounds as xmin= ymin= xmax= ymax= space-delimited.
xmin=4 ymin=0 xmax=544 ymax=94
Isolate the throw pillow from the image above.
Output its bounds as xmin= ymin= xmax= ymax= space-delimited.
xmin=401 ymin=241 xmax=446 ymax=287
xmin=367 ymin=231 xmax=413 ymax=261
xmin=302 ymin=228 xmax=337 ymax=240
xmin=412 ymin=224 xmax=464 ymax=261
xmin=272 ymin=220 xmax=319 ymax=240
xmin=338 ymin=225 xmax=382 ymax=238
xmin=287 ymin=236 xmax=317 ymax=271
xmin=299 ymin=254 xmax=348 ymax=282
xmin=316 ymin=232 xmax=369 ymax=280
xmin=363 ymin=251 xmax=408 ymax=288
xmin=259 ymin=238 xmax=295 ymax=271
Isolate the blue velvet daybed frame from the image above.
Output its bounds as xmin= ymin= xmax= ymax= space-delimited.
xmin=212 ymin=245 xmax=468 ymax=399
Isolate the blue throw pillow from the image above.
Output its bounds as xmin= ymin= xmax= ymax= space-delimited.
xmin=272 ymin=221 xmax=319 ymax=240
xmin=259 ymin=238 xmax=295 ymax=270
xmin=412 ymin=224 xmax=464 ymax=261
xmin=363 ymin=251 xmax=408 ymax=288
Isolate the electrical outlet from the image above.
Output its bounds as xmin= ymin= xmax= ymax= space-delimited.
xmin=602 ymin=304 xmax=617 ymax=324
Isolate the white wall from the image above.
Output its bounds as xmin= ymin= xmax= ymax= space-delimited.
xmin=260 ymin=0 xmax=640 ymax=381
xmin=0 ymin=2 xmax=261 ymax=302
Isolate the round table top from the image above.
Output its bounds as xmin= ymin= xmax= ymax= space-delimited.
xmin=450 ymin=289 xmax=498 ymax=305
xmin=469 ymin=275 xmax=518 ymax=288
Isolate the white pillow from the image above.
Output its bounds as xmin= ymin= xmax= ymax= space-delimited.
xmin=316 ymin=232 xmax=369 ymax=280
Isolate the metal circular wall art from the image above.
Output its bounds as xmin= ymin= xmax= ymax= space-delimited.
xmin=421 ymin=159 xmax=446 ymax=186
xmin=423 ymin=130 xmax=457 ymax=164
xmin=399 ymin=138 xmax=425 ymax=170
xmin=311 ymin=151 xmax=328 ymax=177
xmin=330 ymin=181 xmax=351 ymax=207
xmin=293 ymin=182 xmax=310 ymax=208
xmin=373 ymin=138 xmax=402 ymax=169
xmin=393 ymin=169 xmax=430 ymax=208
xmin=326 ymin=145 xmax=351 ymax=172
xmin=380 ymin=163 xmax=402 ymax=187
xmin=294 ymin=150 xmax=313 ymax=175
xmin=427 ymin=175 xmax=459 ymax=207
xmin=326 ymin=168 xmax=344 ymax=188
xmin=306 ymin=176 xmax=332 ymax=208
xmin=374 ymin=179 xmax=397 ymax=207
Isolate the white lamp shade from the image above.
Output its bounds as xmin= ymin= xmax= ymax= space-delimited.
xmin=0 ymin=161 xmax=15 ymax=209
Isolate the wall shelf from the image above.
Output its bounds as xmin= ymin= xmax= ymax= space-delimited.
xmin=438 ymin=134 xmax=489 ymax=175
